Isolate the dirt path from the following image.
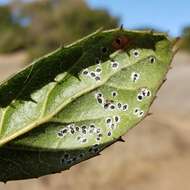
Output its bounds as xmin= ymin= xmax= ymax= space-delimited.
xmin=0 ymin=52 xmax=189 ymax=190
xmin=0 ymin=52 xmax=27 ymax=82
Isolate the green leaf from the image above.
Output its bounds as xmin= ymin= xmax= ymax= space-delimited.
xmin=0 ymin=28 xmax=174 ymax=182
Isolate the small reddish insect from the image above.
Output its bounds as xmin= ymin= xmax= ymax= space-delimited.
xmin=112 ymin=36 xmax=129 ymax=50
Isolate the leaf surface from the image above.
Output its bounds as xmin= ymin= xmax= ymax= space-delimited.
xmin=0 ymin=28 xmax=174 ymax=182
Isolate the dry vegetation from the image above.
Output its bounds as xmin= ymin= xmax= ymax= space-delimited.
xmin=0 ymin=51 xmax=189 ymax=190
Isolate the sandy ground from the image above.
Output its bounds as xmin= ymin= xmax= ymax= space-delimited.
xmin=0 ymin=52 xmax=27 ymax=82
xmin=0 ymin=51 xmax=189 ymax=190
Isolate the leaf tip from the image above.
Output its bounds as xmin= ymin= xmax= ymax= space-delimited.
xmin=117 ymin=136 xmax=125 ymax=142
xmin=172 ymin=37 xmax=182 ymax=55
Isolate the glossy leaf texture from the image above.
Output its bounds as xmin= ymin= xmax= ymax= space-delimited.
xmin=0 ymin=28 xmax=174 ymax=182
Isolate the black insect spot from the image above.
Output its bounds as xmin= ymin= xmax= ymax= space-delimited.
xmin=82 ymin=125 xmax=87 ymax=129
xmin=90 ymin=124 xmax=95 ymax=128
xmin=117 ymin=103 xmax=122 ymax=109
xmin=132 ymin=72 xmax=140 ymax=81
xmin=83 ymin=70 xmax=88 ymax=75
xmin=137 ymin=95 xmax=143 ymax=101
xmin=110 ymin=104 xmax=115 ymax=110
xmin=75 ymin=126 xmax=80 ymax=131
xmin=111 ymin=61 xmax=119 ymax=69
xmin=71 ymin=129 xmax=75 ymax=134
xmin=113 ymin=63 xmax=118 ymax=68
xmin=133 ymin=50 xmax=140 ymax=57
xmin=82 ymin=138 xmax=87 ymax=143
xmin=111 ymin=124 xmax=115 ymax=129
xmin=114 ymin=116 xmax=119 ymax=122
xmin=82 ymin=129 xmax=87 ymax=134
xmin=147 ymin=91 xmax=150 ymax=96
xmin=96 ymin=137 xmax=101 ymax=141
xmin=149 ymin=57 xmax=155 ymax=64
xmin=95 ymin=58 xmax=101 ymax=64
xmin=94 ymin=144 xmax=98 ymax=147
xmin=104 ymin=103 xmax=110 ymax=109
xmin=95 ymin=76 xmax=101 ymax=81
xmin=94 ymin=148 xmax=99 ymax=153
xmin=108 ymin=131 xmax=112 ymax=136
xmin=97 ymin=98 xmax=103 ymax=104
xmin=79 ymin=153 xmax=84 ymax=158
xmin=90 ymin=72 xmax=96 ymax=77
xmin=96 ymin=93 xmax=102 ymax=98
xmin=64 ymin=154 xmax=70 ymax=159
xmin=106 ymin=118 xmax=112 ymax=124
xmin=135 ymin=108 xmax=139 ymax=113
xmin=61 ymin=128 xmax=67 ymax=133
xmin=112 ymin=91 xmax=117 ymax=97
xmin=58 ymin=132 xmax=63 ymax=137
xmin=134 ymin=52 xmax=139 ymax=56
xmin=96 ymin=68 xmax=102 ymax=73
xmin=101 ymin=47 xmax=108 ymax=54
xmin=122 ymin=104 xmax=128 ymax=111
xmin=98 ymin=133 xmax=103 ymax=137
xmin=96 ymin=128 xmax=101 ymax=133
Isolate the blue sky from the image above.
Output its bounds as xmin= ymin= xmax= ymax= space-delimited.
xmin=86 ymin=0 xmax=190 ymax=36
xmin=0 ymin=0 xmax=189 ymax=36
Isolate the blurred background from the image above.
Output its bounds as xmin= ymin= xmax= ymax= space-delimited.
xmin=0 ymin=0 xmax=189 ymax=190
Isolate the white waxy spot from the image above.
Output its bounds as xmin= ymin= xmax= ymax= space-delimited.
xmin=141 ymin=88 xmax=151 ymax=97
xmin=132 ymin=50 xmax=140 ymax=58
xmin=122 ymin=104 xmax=128 ymax=111
xmin=109 ymin=104 xmax=116 ymax=110
xmin=138 ymin=111 xmax=144 ymax=118
xmin=96 ymin=128 xmax=101 ymax=134
xmin=137 ymin=88 xmax=151 ymax=101
xmin=131 ymin=72 xmax=140 ymax=82
xmin=133 ymin=108 xmax=144 ymax=118
xmin=82 ymin=69 xmax=89 ymax=76
xmin=149 ymin=56 xmax=156 ymax=64
xmin=109 ymin=123 xmax=115 ymax=130
xmin=88 ymin=124 xmax=96 ymax=134
xmin=95 ymin=92 xmax=103 ymax=98
xmin=95 ymin=67 xmax=102 ymax=73
xmin=96 ymin=97 xmax=104 ymax=104
xmin=106 ymin=117 xmax=112 ymax=124
xmin=111 ymin=91 xmax=118 ymax=97
xmin=133 ymin=108 xmax=140 ymax=115
xmin=95 ymin=76 xmax=101 ymax=81
xmin=137 ymin=94 xmax=143 ymax=101
xmin=117 ymin=103 xmax=122 ymax=109
xmin=90 ymin=71 xmax=96 ymax=78
xmin=111 ymin=60 xmax=119 ymax=69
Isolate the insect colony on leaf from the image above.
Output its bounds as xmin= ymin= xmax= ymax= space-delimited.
xmin=0 ymin=27 xmax=175 ymax=182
